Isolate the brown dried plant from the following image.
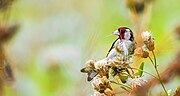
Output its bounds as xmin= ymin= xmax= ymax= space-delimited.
xmin=0 ymin=23 xmax=18 ymax=96
xmin=0 ymin=0 xmax=18 ymax=95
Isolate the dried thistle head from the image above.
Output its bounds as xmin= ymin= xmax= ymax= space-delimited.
xmin=108 ymin=57 xmax=124 ymax=66
xmin=92 ymin=76 xmax=113 ymax=95
xmin=85 ymin=60 xmax=95 ymax=68
xmin=94 ymin=59 xmax=108 ymax=70
xmin=104 ymin=88 xmax=114 ymax=96
xmin=134 ymin=47 xmax=149 ymax=58
xmin=94 ymin=59 xmax=110 ymax=78
xmin=92 ymin=76 xmax=103 ymax=90
xmin=93 ymin=91 xmax=106 ymax=96
xmin=127 ymin=77 xmax=147 ymax=89
xmin=141 ymin=31 xmax=152 ymax=41
xmin=108 ymin=55 xmax=133 ymax=67
xmin=109 ymin=58 xmax=133 ymax=83
xmin=141 ymin=31 xmax=154 ymax=51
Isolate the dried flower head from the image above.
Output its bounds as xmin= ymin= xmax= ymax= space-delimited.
xmin=94 ymin=59 xmax=108 ymax=70
xmin=108 ymin=57 xmax=124 ymax=66
xmin=104 ymin=88 xmax=114 ymax=96
xmin=141 ymin=31 xmax=152 ymax=41
xmin=127 ymin=77 xmax=147 ymax=89
xmin=108 ymin=55 xmax=133 ymax=67
xmin=93 ymin=91 xmax=106 ymax=96
xmin=94 ymin=59 xmax=109 ymax=78
xmin=92 ymin=76 xmax=103 ymax=90
xmin=85 ymin=60 xmax=95 ymax=68
xmin=141 ymin=31 xmax=154 ymax=51
xmin=134 ymin=47 xmax=149 ymax=58
xmin=92 ymin=76 xmax=112 ymax=95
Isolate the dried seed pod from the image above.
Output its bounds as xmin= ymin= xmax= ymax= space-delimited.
xmin=134 ymin=47 xmax=149 ymax=58
xmin=141 ymin=31 xmax=155 ymax=51
xmin=126 ymin=77 xmax=147 ymax=89
xmin=92 ymin=76 xmax=112 ymax=94
xmin=104 ymin=88 xmax=114 ymax=96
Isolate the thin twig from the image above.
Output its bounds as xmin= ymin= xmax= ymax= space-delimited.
xmin=110 ymin=81 xmax=132 ymax=90
xmin=152 ymin=51 xmax=157 ymax=68
xmin=148 ymin=56 xmax=155 ymax=66
xmin=149 ymin=52 xmax=168 ymax=96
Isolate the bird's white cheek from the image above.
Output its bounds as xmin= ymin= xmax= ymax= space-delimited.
xmin=124 ymin=32 xmax=131 ymax=40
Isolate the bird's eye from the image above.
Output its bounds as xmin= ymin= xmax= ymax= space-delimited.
xmin=121 ymin=29 xmax=126 ymax=33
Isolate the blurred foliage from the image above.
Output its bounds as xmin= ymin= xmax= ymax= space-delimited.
xmin=1 ymin=0 xmax=180 ymax=96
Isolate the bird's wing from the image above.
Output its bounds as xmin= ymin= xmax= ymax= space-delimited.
xmin=106 ymin=38 xmax=119 ymax=57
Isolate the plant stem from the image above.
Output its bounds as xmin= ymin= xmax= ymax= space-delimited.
xmin=148 ymin=56 xmax=155 ymax=66
xmin=152 ymin=51 xmax=157 ymax=68
xmin=126 ymin=68 xmax=134 ymax=78
xmin=149 ymin=51 xmax=168 ymax=96
xmin=110 ymin=81 xmax=132 ymax=90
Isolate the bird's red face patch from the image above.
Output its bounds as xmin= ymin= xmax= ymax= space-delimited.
xmin=118 ymin=27 xmax=126 ymax=40
xmin=118 ymin=27 xmax=126 ymax=32
xmin=120 ymin=32 xmax=125 ymax=40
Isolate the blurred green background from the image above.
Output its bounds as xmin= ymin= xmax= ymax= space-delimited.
xmin=2 ymin=0 xmax=180 ymax=96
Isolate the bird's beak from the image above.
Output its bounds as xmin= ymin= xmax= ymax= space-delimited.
xmin=112 ymin=30 xmax=120 ymax=35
